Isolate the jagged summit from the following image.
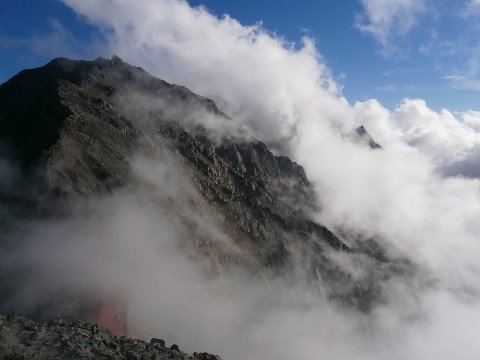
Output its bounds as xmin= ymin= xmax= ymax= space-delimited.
xmin=354 ymin=125 xmax=382 ymax=149
xmin=0 ymin=55 xmax=227 ymax=166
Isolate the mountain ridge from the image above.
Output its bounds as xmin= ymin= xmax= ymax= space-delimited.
xmin=0 ymin=56 xmax=412 ymax=357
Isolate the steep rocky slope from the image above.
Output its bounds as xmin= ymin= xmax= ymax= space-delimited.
xmin=0 ymin=57 xmax=411 ymax=355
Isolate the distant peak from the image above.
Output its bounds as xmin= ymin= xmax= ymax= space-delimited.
xmin=354 ymin=125 xmax=382 ymax=150
xmin=46 ymin=57 xmax=73 ymax=66
xmin=111 ymin=55 xmax=124 ymax=64
xmin=355 ymin=125 xmax=367 ymax=136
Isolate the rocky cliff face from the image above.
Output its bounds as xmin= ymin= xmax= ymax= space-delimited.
xmin=0 ymin=57 xmax=411 ymax=356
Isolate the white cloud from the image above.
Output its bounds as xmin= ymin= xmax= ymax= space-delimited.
xmin=355 ymin=0 xmax=428 ymax=56
xmin=462 ymin=110 xmax=480 ymax=132
xmin=393 ymin=99 xmax=480 ymax=164
xmin=444 ymin=74 xmax=480 ymax=91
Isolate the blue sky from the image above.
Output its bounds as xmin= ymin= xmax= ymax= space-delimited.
xmin=1 ymin=0 xmax=479 ymax=111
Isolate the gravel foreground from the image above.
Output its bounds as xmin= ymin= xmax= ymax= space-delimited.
xmin=0 ymin=315 xmax=222 ymax=360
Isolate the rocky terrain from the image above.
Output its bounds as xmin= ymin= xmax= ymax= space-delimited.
xmin=0 ymin=56 xmax=413 ymax=357
xmin=0 ymin=315 xmax=220 ymax=360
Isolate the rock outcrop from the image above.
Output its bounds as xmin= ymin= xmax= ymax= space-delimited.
xmin=354 ymin=125 xmax=382 ymax=149
xmin=0 ymin=314 xmax=221 ymax=360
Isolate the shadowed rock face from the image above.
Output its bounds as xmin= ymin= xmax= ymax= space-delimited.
xmin=0 ymin=56 xmax=408 ymax=318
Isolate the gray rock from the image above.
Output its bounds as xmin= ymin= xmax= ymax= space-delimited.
xmin=151 ymin=338 xmax=166 ymax=348
xmin=0 ymin=315 xmax=221 ymax=360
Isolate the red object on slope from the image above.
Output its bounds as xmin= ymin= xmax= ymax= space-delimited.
xmin=97 ymin=294 xmax=127 ymax=336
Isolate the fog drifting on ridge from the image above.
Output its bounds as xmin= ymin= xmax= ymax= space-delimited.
xmin=4 ymin=0 xmax=480 ymax=358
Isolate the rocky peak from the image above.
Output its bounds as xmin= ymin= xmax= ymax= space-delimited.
xmin=354 ymin=125 xmax=382 ymax=149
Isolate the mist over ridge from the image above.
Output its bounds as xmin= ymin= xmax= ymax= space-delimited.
xmin=1 ymin=1 xmax=480 ymax=359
